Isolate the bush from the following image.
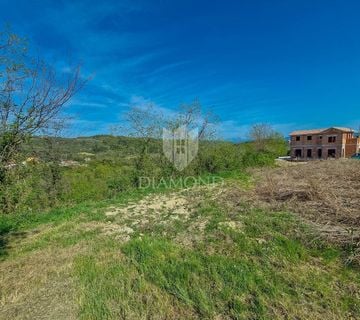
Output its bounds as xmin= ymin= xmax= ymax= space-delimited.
xmin=241 ymin=151 xmax=275 ymax=167
xmin=0 ymin=164 xmax=59 ymax=214
xmin=0 ymin=138 xmax=284 ymax=215
xmin=194 ymin=142 xmax=243 ymax=174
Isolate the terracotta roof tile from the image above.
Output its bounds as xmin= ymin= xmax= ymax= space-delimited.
xmin=331 ymin=127 xmax=354 ymax=132
xmin=289 ymin=128 xmax=325 ymax=136
xmin=290 ymin=127 xmax=354 ymax=136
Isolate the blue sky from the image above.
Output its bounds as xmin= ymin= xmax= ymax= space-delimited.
xmin=1 ymin=0 xmax=360 ymax=140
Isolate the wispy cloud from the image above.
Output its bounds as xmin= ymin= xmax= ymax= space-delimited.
xmin=5 ymin=0 xmax=360 ymax=138
xmin=122 ymin=95 xmax=177 ymax=119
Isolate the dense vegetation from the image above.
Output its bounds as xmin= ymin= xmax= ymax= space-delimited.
xmin=1 ymin=135 xmax=288 ymax=214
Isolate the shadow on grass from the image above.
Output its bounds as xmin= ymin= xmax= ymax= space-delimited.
xmin=0 ymin=222 xmax=14 ymax=258
xmin=0 ymin=222 xmax=28 ymax=259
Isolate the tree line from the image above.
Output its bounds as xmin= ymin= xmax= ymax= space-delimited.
xmin=0 ymin=28 xmax=287 ymax=214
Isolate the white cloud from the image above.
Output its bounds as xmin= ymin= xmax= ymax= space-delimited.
xmin=127 ymin=95 xmax=177 ymax=118
xmin=68 ymin=98 xmax=111 ymax=109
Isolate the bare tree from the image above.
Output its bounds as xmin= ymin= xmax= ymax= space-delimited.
xmin=125 ymin=104 xmax=164 ymax=140
xmin=120 ymin=99 xmax=217 ymax=150
xmin=111 ymin=103 xmax=165 ymax=158
xmin=117 ymin=99 xmax=217 ymax=142
xmin=168 ymin=99 xmax=218 ymax=140
xmin=248 ymin=123 xmax=281 ymax=151
xmin=110 ymin=103 xmax=166 ymax=185
xmin=0 ymin=28 xmax=85 ymax=179
xmin=118 ymin=99 xmax=217 ymax=181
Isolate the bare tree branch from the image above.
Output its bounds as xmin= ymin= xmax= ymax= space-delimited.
xmin=0 ymin=28 xmax=86 ymax=171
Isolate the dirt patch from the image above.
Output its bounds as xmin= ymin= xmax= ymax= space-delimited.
xmin=101 ymin=189 xmax=214 ymax=247
xmin=105 ymin=193 xmax=191 ymax=219
xmin=175 ymin=217 xmax=209 ymax=247
xmin=103 ymin=192 xmax=197 ymax=232
xmin=219 ymin=220 xmax=243 ymax=231
xmin=80 ymin=221 xmax=135 ymax=242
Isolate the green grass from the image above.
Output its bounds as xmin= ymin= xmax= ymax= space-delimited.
xmin=73 ymin=202 xmax=360 ymax=319
xmin=1 ymin=175 xmax=360 ymax=319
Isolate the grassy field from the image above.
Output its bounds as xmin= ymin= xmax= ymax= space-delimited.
xmin=0 ymin=162 xmax=359 ymax=319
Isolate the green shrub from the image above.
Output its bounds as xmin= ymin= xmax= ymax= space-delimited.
xmin=242 ymin=151 xmax=275 ymax=167
xmin=0 ymin=137 xmax=284 ymax=215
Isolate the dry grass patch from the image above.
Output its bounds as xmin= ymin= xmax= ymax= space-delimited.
xmin=217 ymin=160 xmax=360 ymax=263
xmin=80 ymin=221 xmax=135 ymax=242
xmin=105 ymin=192 xmax=193 ymax=223
xmin=0 ymin=245 xmax=85 ymax=320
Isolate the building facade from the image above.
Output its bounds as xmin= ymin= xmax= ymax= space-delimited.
xmin=289 ymin=127 xmax=360 ymax=160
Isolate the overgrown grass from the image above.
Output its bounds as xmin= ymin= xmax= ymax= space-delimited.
xmin=73 ymin=199 xmax=360 ymax=319
xmin=1 ymin=172 xmax=359 ymax=319
xmin=0 ymin=171 xmax=241 ymax=260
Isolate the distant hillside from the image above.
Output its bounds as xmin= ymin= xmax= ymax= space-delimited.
xmin=21 ymin=135 xmax=162 ymax=161
xmin=21 ymin=135 xmax=238 ymax=162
